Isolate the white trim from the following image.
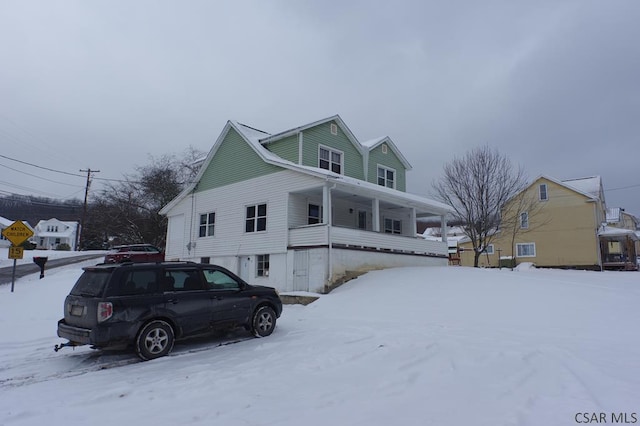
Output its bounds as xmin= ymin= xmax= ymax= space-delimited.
xmin=298 ymin=132 xmax=303 ymax=165
xmin=516 ymin=242 xmax=536 ymax=257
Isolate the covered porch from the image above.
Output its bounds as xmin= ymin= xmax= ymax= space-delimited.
xmin=598 ymin=226 xmax=639 ymax=271
xmin=287 ymin=178 xmax=451 ymax=257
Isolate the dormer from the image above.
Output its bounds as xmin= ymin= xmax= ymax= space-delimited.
xmin=362 ymin=136 xmax=411 ymax=192
xmin=260 ymin=116 xmax=366 ymax=181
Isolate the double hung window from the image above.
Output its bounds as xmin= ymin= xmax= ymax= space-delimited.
xmin=246 ymin=204 xmax=267 ymax=232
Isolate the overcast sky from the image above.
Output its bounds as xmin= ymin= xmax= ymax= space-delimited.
xmin=1 ymin=1 xmax=639 ymax=216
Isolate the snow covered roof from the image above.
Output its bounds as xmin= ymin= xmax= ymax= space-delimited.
xmin=598 ymin=225 xmax=638 ymax=240
xmin=561 ymin=176 xmax=602 ymax=200
xmin=361 ymin=136 xmax=387 ymax=148
xmin=0 ymin=216 xmax=13 ymax=227
xmin=161 ymin=116 xmax=451 ymax=216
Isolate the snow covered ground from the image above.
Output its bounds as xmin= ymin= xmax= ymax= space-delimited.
xmin=1 ymin=260 xmax=639 ymax=426
xmin=0 ymin=248 xmax=106 ymax=267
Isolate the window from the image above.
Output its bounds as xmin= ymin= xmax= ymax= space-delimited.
xmin=308 ymin=204 xmax=322 ymax=224
xmin=119 ymin=269 xmax=158 ymax=295
xmin=319 ymin=146 xmax=342 ymax=174
xmin=539 ymin=184 xmax=548 ymax=201
xmin=199 ymin=212 xmax=215 ymax=237
xmin=330 ymin=123 xmax=338 ymax=135
xmin=165 ymin=269 xmax=203 ymax=291
xmin=200 ymin=257 xmax=210 ymax=264
xmin=481 ymin=244 xmax=494 ymax=255
xmin=257 ymin=254 xmax=270 ymax=277
xmin=246 ymin=203 xmax=267 ymax=232
xmin=377 ymin=165 xmax=395 ymax=188
xmin=358 ymin=210 xmax=367 ymax=230
xmin=381 ymin=143 xmax=388 ymax=154
xmin=203 ymin=269 xmax=240 ymax=290
xmin=520 ymin=212 xmax=529 ymax=229
xmin=384 ymin=218 xmax=402 ymax=234
xmin=516 ymin=243 xmax=536 ymax=257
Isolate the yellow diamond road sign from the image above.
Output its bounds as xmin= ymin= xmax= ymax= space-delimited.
xmin=1 ymin=220 xmax=34 ymax=246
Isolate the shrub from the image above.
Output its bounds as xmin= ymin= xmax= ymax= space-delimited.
xmin=56 ymin=243 xmax=71 ymax=251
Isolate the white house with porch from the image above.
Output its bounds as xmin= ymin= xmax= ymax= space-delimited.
xmin=34 ymin=218 xmax=79 ymax=250
xmin=160 ymin=115 xmax=453 ymax=293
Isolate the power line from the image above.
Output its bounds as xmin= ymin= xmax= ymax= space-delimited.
xmin=0 ymin=162 xmax=84 ymax=188
xmin=0 ymin=153 xmax=136 ymax=183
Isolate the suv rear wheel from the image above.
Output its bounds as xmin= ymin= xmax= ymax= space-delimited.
xmin=135 ymin=320 xmax=175 ymax=360
xmin=251 ymin=306 xmax=276 ymax=337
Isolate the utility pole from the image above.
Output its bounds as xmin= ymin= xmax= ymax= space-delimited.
xmin=78 ymin=168 xmax=99 ymax=250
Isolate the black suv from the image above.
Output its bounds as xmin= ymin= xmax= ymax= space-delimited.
xmin=57 ymin=261 xmax=282 ymax=360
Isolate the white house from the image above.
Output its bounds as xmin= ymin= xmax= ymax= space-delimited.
xmin=160 ymin=115 xmax=453 ymax=293
xmin=34 ymin=218 xmax=79 ymax=250
xmin=0 ymin=216 xmax=14 ymax=248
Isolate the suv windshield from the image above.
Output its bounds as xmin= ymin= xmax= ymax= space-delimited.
xmin=70 ymin=269 xmax=113 ymax=297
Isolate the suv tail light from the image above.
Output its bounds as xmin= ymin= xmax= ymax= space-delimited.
xmin=98 ymin=302 xmax=113 ymax=322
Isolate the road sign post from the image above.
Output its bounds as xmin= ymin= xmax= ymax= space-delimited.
xmin=2 ymin=221 xmax=34 ymax=293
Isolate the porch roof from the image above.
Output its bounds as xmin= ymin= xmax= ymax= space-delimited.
xmin=328 ymin=174 xmax=453 ymax=216
xmin=598 ymin=226 xmax=639 ymax=240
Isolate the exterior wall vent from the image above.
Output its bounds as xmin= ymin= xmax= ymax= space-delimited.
xmin=381 ymin=143 xmax=388 ymax=154
xmin=330 ymin=123 xmax=338 ymax=135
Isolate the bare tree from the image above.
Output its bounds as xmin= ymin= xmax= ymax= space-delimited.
xmin=432 ymin=145 xmax=529 ymax=267
xmin=84 ymin=146 xmax=205 ymax=248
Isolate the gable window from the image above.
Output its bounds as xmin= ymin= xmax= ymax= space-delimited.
xmin=377 ymin=165 xmax=396 ymax=188
xmin=319 ymin=146 xmax=342 ymax=174
xmin=516 ymin=243 xmax=536 ymax=257
xmin=308 ymin=204 xmax=322 ymax=225
xmin=520 ymin=212 xmax=529 ymax=229
xmin=246 ymin=203 xmax=267 ymax=232
xmin=199 ymin=212 xmax=215 ymax=237
xmin=539 ymin=184 xmax=548 ymax=201
xmin=257 ymin=254 xmax=270 ymax=277
xmin=384 ymin=218 xmax=402 ymax=234
xmin=330 ymin=123 xmax=338 ymax=135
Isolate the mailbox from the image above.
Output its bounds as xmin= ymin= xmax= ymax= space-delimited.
xmin=33 ymin=257 xmax=48 ymax=279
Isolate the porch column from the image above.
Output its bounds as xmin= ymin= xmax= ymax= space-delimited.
xmin=441 ymin=215 xmax=448 ymax=244
xmin=410 ymin=208 xmax=417 ymax=236
xmin=322 ymin=184 xmax=332 ymax=225
xmin=372 ymin=198 xmax=380 ymax=232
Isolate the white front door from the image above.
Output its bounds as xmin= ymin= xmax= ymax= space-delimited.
xmin=293 ymin=250 xmax=308 ymax=292
xmin=239 ymin=256 xmax=252 ymax=282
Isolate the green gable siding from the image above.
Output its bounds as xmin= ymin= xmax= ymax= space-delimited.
xmin=196 ymin=128 xmax=282 ymax=192
xmin=300 ymin=121 xmax=364 ymax=180
xmin=368 ymin=144 xmax=406 ymax=192
xmin=265 ymin=134 xmax=299 ymax=163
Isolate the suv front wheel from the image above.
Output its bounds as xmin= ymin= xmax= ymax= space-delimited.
xmin=135 ymin=320 xmax=175 ymax=360
xmin=251 ymin=306 xmax=276 ymax=337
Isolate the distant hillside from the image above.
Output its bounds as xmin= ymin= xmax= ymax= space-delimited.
xmin=0 ymin=194 xmax=83 ymax=226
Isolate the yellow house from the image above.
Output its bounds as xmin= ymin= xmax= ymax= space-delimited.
xmin=458 ymin=175 xmax=637 ymax=270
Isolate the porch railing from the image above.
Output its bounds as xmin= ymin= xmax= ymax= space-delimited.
xmin=288 ymin=224 xmax=447 ymax=257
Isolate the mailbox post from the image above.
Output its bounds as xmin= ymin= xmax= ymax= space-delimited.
xmin=33 ymin=257 xmax=48 ymax=279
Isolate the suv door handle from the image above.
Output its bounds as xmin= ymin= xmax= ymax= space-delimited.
xmin=166 ymin=298 xmax=179 ymax=304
